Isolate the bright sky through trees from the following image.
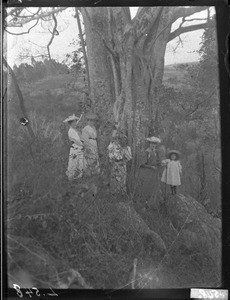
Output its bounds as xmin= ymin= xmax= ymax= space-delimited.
xmin=5 ymin=7 xmax=215 ymax=67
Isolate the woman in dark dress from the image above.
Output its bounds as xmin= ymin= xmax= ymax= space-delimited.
xmin=136 ymin=136 xmax=165 ymax=209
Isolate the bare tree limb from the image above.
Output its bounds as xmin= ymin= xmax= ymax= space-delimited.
xmin=133 ymin=6 xmax=208 ymax=42
xmin=184 ymin=17 xmax=208 ymax=22
xmin=168 ymin=23 xmax=208 ymax=42
xmin=8 ymin=7 xmax=41 ymax=19
xmin=47 ymin=12 xmax=58 ymax=60
xmin=172 ymin=35 xmax=183 ymax=53
xmin=149 ymin=19 xmax=172 ymax=49
xmin=7 ymin=7 xmax=67 ymax=27
xmin=6 ymin=7 xmax=23 ymax=17
xmin=172 ymin=6 xmax=208 ymax=23
xmin=5 ymin=19 xmax=39 ymax=35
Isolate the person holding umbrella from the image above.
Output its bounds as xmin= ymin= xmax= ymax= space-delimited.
xmin=161 ymin=150 xmax=182 ymax=195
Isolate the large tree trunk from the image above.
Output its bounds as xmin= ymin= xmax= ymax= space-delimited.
xmin=81 ymin=6 xmax=208 ymax=187
xmin=81 ymin=8 xmax=115 ymax=157
xmin=81 ymin=8 xmax=174 ymax=194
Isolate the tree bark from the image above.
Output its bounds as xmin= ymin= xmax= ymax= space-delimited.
xmin=75 ymin=8 xmax=90 ymax=93
xmin=81 ymin=6 xmax=209 ymax=181
xmin=81 ymin=8 xmax=115 ymax=157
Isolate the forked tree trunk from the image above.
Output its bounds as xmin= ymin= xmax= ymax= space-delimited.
xmin=81 ymin=6 xmax=208 ymax=175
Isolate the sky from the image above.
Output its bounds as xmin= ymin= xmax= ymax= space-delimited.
xmin=5 ymin=7 xmax=215 ymax=68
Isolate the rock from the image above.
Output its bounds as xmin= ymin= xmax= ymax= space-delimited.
xmin=166 ymin=194 xmax=221 ymax=276
xmin=106 ymin=202 xmax=166 ymax=259
xmin=7 ymin=236 xmax=59 ymax=288
xmin=178 ymin=229 xmax=199 ymax=251
xmin=71 ymin=183 xmax=166 ymax=261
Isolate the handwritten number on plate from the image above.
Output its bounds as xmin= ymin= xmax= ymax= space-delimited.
xmin=25 ymin=288 xmax=34 ymax=297
xmin=32 ymin=287 xmax=41 ymax=297
xmin=13 ymin=284 xmax=23 ymax=298
xmin=47 ymin=287 xmax=58 ymax=296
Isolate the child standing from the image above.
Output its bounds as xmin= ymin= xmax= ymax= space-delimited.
xmin=161 ymin=150 xmax=182 ymax=195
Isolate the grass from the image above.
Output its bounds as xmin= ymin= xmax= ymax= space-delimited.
xmin=6 ymin=76 xmax=221 ymax=289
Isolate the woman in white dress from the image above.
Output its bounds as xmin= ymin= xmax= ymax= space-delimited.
xmin=161 ymin=150 xmax=182 ymax=194
xmin=64 ymin=114 xmax=87 ymax=180
xmin=82 ymin=113 xmax=100 ymax=175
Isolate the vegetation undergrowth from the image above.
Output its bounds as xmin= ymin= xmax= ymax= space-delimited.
xmin=6 ymin=114 xmax=220 ymax=289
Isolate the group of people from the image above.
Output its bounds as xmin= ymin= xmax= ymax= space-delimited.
xmin=63 ymin=113 xmax=182 ymax=197
xmin=64 ymin=113 xmax=100 ymax=180
xmin=141 ymin=136 xmax=182 ymax=199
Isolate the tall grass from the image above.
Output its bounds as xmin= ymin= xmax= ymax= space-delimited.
xmin=6 ymin=113 xmax=221 ymax=289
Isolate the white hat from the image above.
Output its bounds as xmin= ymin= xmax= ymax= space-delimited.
xmin=146 ymin=136 xmax=161 ymax=143
xmin=63 ymin=114 xmax=80 ymax=123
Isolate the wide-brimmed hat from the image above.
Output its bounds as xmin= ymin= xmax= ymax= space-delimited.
xmin=167 ymin=150 xmax=180 ymax=159
xmin=85 ymin=113 xmax=98 ymax=120
xmin=146 ymin=136 xmax=161 ymax=143
xmin=63 ymin=114 xmax=80 ymax=123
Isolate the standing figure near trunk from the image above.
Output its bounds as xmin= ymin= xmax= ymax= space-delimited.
xmin=82 ymin=113 xmax=100 ymax=176
xmin=161 ymin=150 xmax=182 ymax=195
xmin=137 ymin=136 xmax=163 ymax=209
xmin=64 ymin=114 xmax=87 ymax=180
xmin=108 ymin=132 xmax=132 ymax=194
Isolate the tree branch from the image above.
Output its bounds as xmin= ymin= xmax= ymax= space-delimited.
xmin=8 ymin=7 xmax=41 ymax=19
xmin=7 ymin=7 xmax=67 ymax=27
xmin=168 ymin=23 xmax=208 ymax=42
xmin=5 ymin=19 xmax=39 ymax=35
xmin=47 ymin=12 xmax=58 ymax=60
xmin=172 ymin=6 xmax=208 ymax=23
xmin=184 ymin=17 xmax=208 ymax=22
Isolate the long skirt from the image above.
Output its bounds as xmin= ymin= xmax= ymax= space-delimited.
xmin=85 ymin=148 xmax=100 ymax=176
xmin=110 ymin=162 xmax=127 ymax=194
xmin=66 ymin=148 xmax=87 ymax=180
xmin=135 ymin=167 xmax=163 ymax=209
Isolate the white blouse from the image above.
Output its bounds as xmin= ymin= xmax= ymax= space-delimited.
xmin=68 ymin=127 xmax=83 ymax=149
